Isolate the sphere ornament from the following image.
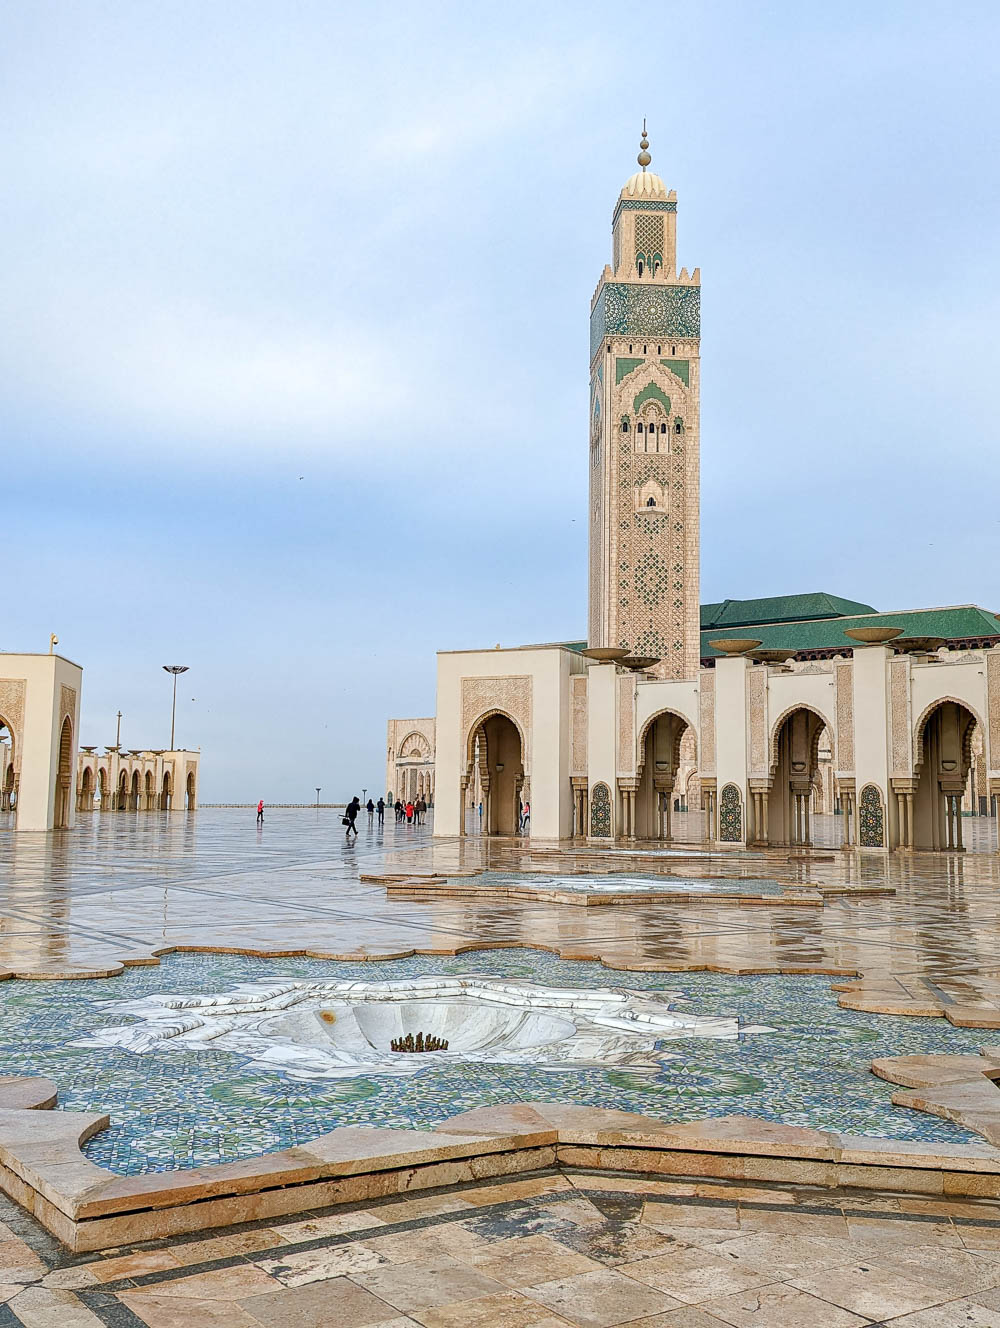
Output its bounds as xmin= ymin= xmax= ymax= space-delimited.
xmin=638 ymin=121 xmax=652 ymax=168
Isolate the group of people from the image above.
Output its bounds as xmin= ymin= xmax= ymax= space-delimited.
xmin=394 ymin=796 xmax=427 ymax=824
xmin=339 ymin=794 xmax=429 ymax=836
xmin=255 ymin=796 xmax=430 ymax=838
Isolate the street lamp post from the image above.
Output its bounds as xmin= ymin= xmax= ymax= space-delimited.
xmin=362 ymin=787 xmax=367 ymax=804
xmin=162 ymin=666 xmax=189 ymax=750
xmin=315 ymin=787 xmax=321 ymax=807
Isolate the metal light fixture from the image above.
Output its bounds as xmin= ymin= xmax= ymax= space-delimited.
xmin=162 ymin=666 xmax=189 ymax=750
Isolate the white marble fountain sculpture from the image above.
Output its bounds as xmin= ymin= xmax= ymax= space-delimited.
xmin=73 ymin=975 xmax=773 ymax=1080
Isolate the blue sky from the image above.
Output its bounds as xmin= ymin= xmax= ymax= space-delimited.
xmin=3 ymin=1 xmax=999 ymax=800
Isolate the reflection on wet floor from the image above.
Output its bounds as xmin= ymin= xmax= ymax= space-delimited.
xmin=0 ymin=810 xmax=997 ymax=1001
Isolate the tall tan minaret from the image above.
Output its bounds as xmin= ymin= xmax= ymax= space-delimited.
xmin=587 ymin=126 xmax=701 ymax=680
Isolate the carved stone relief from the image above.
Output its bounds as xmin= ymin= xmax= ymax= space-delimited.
xmin=60 ymin=685 xmax=77 ymax=729
xmin=617 ymin=672 xmax=636 ymax=775
xmin=699 ymin=671 xmax=716 ymax=775
xmin=835 ymin=663 xmax=854 ymax=772
xmin=748 ymin=667 xmax=767 ymax=776
xmin=462 ymin=676 xmax=532 ymax=769
xmin=0 ymin=679 xmax=26 ymax=766
xmin=989 ymin=650 xmax=1000 ymax=772
xmin=571 ymin=675 xmax=588 ymax=776
xmin=890 ymin=657 xmax=911 ymax=776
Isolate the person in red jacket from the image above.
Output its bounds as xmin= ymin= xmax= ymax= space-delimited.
xmin=405 ymin=801 xmax=414 ymax=824
xmin=256 ymin=800 xmax=264 ymax=824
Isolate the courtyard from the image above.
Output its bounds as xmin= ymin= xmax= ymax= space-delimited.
xmin=1 ymin=810 xmax=1000 ymax=1323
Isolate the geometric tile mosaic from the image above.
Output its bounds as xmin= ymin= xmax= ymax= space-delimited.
xmin=0 ymin=948 xmax=993 ymax=1177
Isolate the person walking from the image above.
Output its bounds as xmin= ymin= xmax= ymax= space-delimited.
xmin=376 ymin=796 xmax=385 ymax=827
xmin=418 ymin=796 xmax=427 ymax=825
xmin=405 ymin=800 xmax=414 ymax=824
xmin=395 ymin=798 xmax=403 ymax=822
xmin=521 ymin=800 xmax=530 ymax=833
xmin=344 ymin=795 xmax=360 ymax=837
xmin=366 ymin=798 xmax=375 ymax=827
xmin=256 ymin=800 xmax=264 ymax=825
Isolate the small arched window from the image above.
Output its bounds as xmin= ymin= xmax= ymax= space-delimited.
xmin=674 ymin=421 xmax=683 ymax=434
xmin=636 ymin=422 xmax=643 ymax=434
xmin=660 ymin=423 xmax=668 ymax=434
xmin=671 ymin=346 xmax=676 ymax=354
xmin=621 ymin=419 xmax=630 ymax=433
xmin=637 ymin=260 xmax=644 ymax=277
xmin=653 ymin=261 xmax=660 ymax=275
xmin=646 ymin=497 xmax=656 ymax=507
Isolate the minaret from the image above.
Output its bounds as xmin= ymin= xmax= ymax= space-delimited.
xmin=587 ymin=126 xmax=701 ymax=680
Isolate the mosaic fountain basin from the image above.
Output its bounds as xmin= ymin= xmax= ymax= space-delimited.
xmin=72 ymin=975 xmax=771 ymax=1080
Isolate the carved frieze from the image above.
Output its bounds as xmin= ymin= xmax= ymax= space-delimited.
xmin=0 ymin=679 xmax=26 ymax=765
xmin=748 ymin=667 xmax=767 ymax=776
xmin=617 ymin=672 xmax=636 ymax=775
xmin=835 ymin=663 xmax=854 ymax=772
xmin=699 ymin=672 xmax=715 ymax=775
xmin=571 ymin=676 xmax=588 ymax=776
xmin=461 ymin=676 xmax=532 ymax=769
xmin=989 ymin=650 xmax=1000 ymax=771
xmin=60 ymin=685 xmax=77 ymax=729
xmin=890 ymin=657 xmax=911 ymax=777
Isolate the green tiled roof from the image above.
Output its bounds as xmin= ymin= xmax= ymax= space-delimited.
xmin=701 ymin=605 xmax=1000 ymax=658
xmin=701 ymin=593 xmax=877 ymax=629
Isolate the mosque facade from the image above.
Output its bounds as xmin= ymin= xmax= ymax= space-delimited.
xmin=393 ymin=135 xmax=1000 ymax=851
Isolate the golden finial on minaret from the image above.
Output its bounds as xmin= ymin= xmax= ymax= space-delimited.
xmin=637 ymin=119 xmax=651 ymax=171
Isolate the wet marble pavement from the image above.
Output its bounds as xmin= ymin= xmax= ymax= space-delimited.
xmin=0 ymin=810 xmax=999 ymax=1004
xmin=7 ymin=1167 xmax=1000 ymax=1325
xmin=2 ymin=812 xmax=1000 ymax=1317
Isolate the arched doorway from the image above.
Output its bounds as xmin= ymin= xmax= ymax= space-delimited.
xmin=144 ymin=770 xmax=154 ymax=810
xmin=635 ymin=710 xmax=694 ymax=841
xmin=467 ymin=713 xmax=524 ymax=836
xmin=55 ymin=717 xmax=73 ymax=829
xmin=78 ymin=765 xmax=94 ymax=812
xmin=185 ymin=769 xmax=196 ymax=811
xmin=98 ymin=767 xmax=110 ymax=811
xmin=912 ymin=700 xmax=978 ymax=850
xmin=130 ymin=769 xmax=141 ymax=811
xmin=117 ymin=770 xmax=128 ymax=811
xmin=0 ymin=718 xmax=15 ymax=815
xmin=765 ymin=708 xmax=834 ymax=846
xmin=160 ymin=771 xmax=172 ymax=811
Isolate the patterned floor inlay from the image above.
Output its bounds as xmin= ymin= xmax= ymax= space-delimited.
xmin=0 ymin=947 xmax=996 ymax=1174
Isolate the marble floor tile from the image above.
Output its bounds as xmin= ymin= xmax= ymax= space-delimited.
xmin=238 ymin=1276 xmax=416 ymax=1327
xmin=623 ymin=1248 xmax=775 ymax=1303
xmin=131 ymin=1264 xmax=280 ymax=1299
xmin=705 ymin=1231 xmax=863 ymax=1277
xmin=8 ymin=1285 xmax=106 ymax=1328
xmin=468 ymin=1233 xmax=603 ymax=1286
xmin=119 ymin=1293 xmax=264 ymax=1327
xmin=698 ymin=1283 xmax=868 ymax=1326
xmin=414 ymin=1289 xmax=575 ymax=1327
xmin=874 ymin=1301 xmax=1000 ymax=1327
xmin=256 ymin=1240 xmax=391 ymax=1285
xmin=787 ymin=1262 xmax=950 ymax=1318
xmin=521 ymin=1267 xmax=683 ymax=1327
xmin=348 ymin=1261 xmax=511 ymax=1313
